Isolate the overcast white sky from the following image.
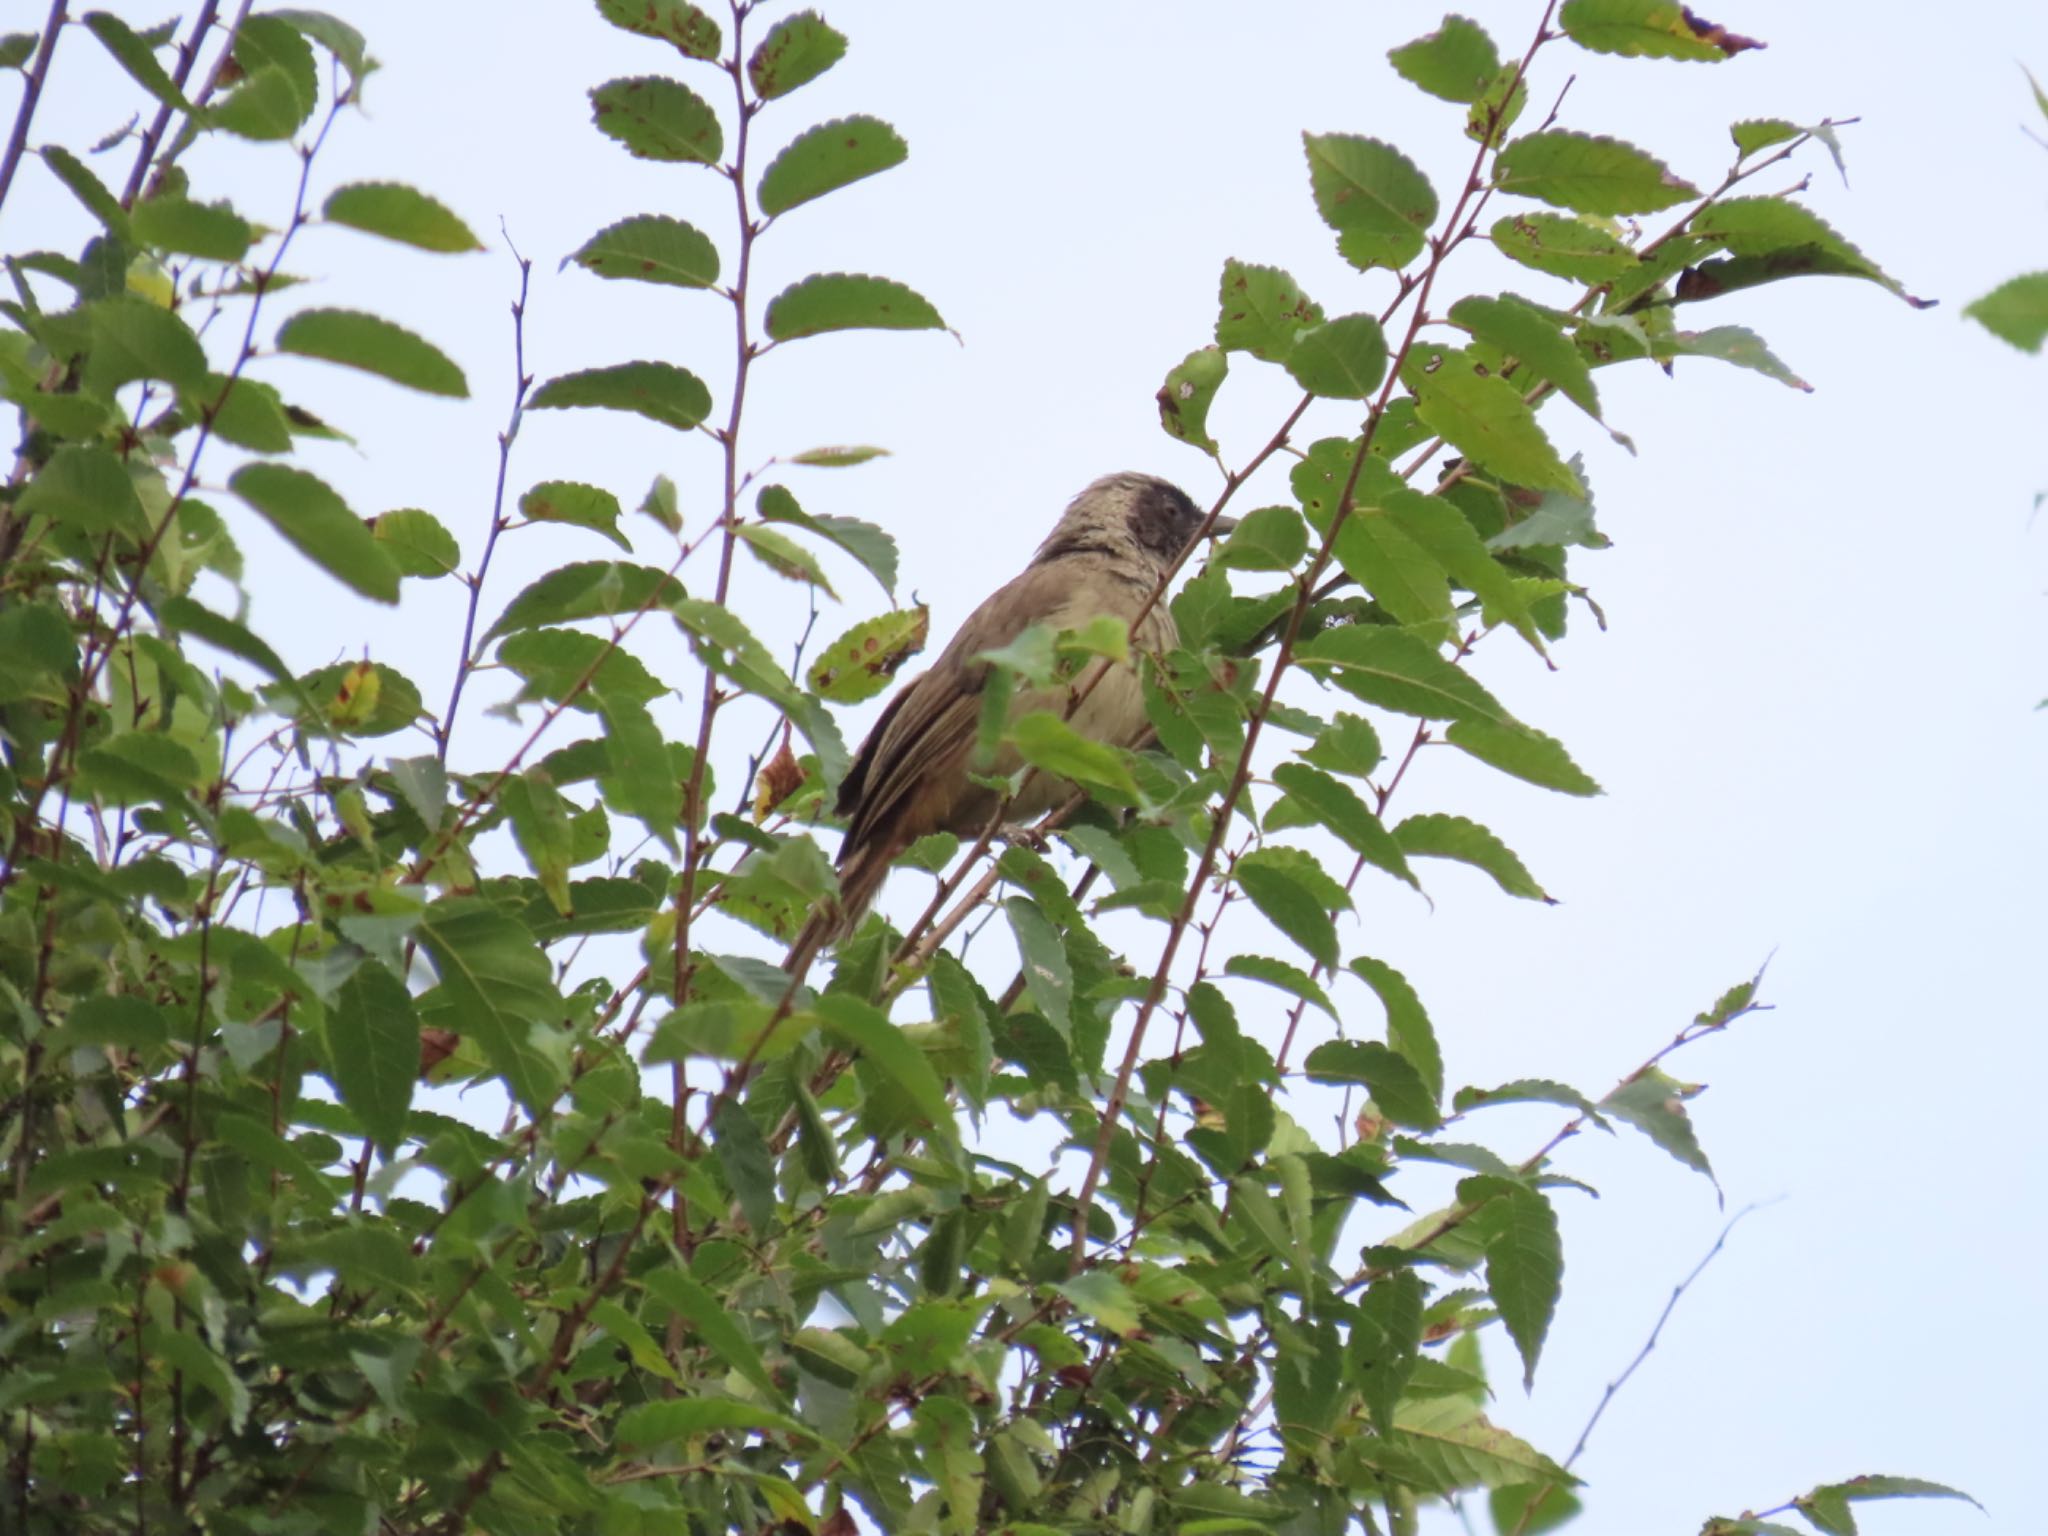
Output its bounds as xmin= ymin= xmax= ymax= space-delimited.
xmin=8 ymin=3 xmax=2047 ymax=1532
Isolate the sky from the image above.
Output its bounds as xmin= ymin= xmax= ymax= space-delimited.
xmin=7 ymin=2 xmax=2047 ymax=1532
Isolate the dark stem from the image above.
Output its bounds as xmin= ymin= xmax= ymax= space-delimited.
xmin=0 ymin=0 xmax=67 ymax=218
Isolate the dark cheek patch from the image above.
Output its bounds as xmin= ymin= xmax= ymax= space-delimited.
xmin=1128 ymin=481 xmax=1202 ymax=561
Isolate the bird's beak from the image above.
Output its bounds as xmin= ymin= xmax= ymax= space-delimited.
xmin=1206 ymin=514 xmax=1238 ymax=538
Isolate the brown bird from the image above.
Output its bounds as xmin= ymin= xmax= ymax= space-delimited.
xmin=785 ymin=471 xmax=1225 ymax=974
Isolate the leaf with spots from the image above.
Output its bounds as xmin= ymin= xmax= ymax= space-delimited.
xmin=568 ymin=214 xmax=719 ymax=289
xmin=808 ymin=607 xmax=928 ymax=703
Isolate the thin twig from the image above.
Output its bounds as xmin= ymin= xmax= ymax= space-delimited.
xmin=0 ymin=0 xmax=66 ymax=218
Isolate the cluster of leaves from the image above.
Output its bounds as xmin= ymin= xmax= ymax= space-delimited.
xmin=0 ymin=3 xmax=1972 ymax=1534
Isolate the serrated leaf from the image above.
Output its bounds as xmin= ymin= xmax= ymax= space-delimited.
xmin=230 ymin=464 xmax=401 ymax=603
xmin=1602 ymin=1067 xmax=1715 ymax=1184
xmin=1394 ymin=812 xmax=1548 ymax=900
xmin=808 ymin=606 xmax=928 ymax=703
xmin=416 ymin=898 xmax=568 ymax=1114
xmin=1285 ymin=312 xmax=1389 ymax=399
xmin=1272 ymin=761 xmax=1415 ymax=888
xmin=1223 ymin=955 xmax=1335 ymax=1020
xmin=748 ymin=10 xmax=847 ymax=98
xmin=590 ymin=74 xmax=723 ymax=163
xmin=758 ymin=484 xmax=898 ymax=595
xmin=1235 ymin=852 xmax=1340 ymax=968
xmin=484 ymin=560 xmax=683 ymax=641
xmin=18 ymin=445 xmax=147 ymax=536
xmin=1656 ymin=325 xmax=1810 ymax=389
xmin=1214 ymin=260 xmax=1324 ymax=362
xmin=1558 ymin=0 xmax=1743 ymax=61
xmin=131 ymin=197 xmax=253 ymax=262
xmin=1156 ymin=344 xmax=1227 ymax=453
xmin=268 ymin=9 xmax=371 ymax=86
xmin=528 ymin=361 xmax=712 ymax=430
xmin=1495 ymin=130 xmax=1698 ymax=215
xmin=640 ymin=1270 xmax=781 ymax=1401
xmin=1388 ymin=15 xmax=1502 ymax=102
xmin=1304 ymin=1040 xmax=1439 ymax=1128
xmin=41 ymin=145 xmax=129 ymax=237
xmin=1964 ymin=272 xmax=2048 ymax=353
xmin=1304 ymin=132 xmax=1438 ymax=271
xmin=763 ymin=273 xmax=944 ymax=341
xmin=1461 ymin=1175 xmax=1562 ymax=1386
xmin=210 ymin=64 xmax=313 ymax=142
xmin=1730 ymin=117 xmax=1800 ymax=157
xmin=519 ymin=480 xmax=629 ymax=551
xmin=757 ymin=114 xmax=907 ymax=216
xmin=1410 ymin=345 xmax=1578 ymax=493
xmin=1214 ymin=505 xmax=1307 ymax=571
xmin=568 ymin=213 xmax=718 ymax=288
xmin=817 ymin=992 xmax=952 ymax=1131
xmin=84 ymin=11 xmax=191 ymax=109
xmin=323 ymin=182 xmax=481 ymax=253
xmin=594 ymin=0 xmax=720 ymax=58
xmin=1490 ymin=211 xmax=1637 ymax=283
xmin=84 ymin=293 xmax=207 ymax=394
xmin=1058 ymin=1272 xmax=1142 ymax=1337
xmin=1393 ymin=1396 xmax=1572 ymax=1490
xmin=276 ymin=308 xmax=467 ymax=397
xmin=735 ymin=522 xmax=835 ymax=592
xmin=789 ymin=444 xmax=889 ymax=467
xmin=328 ymin=959 xmax=417 ymax=1151
xmin=1004 ymin=896 xmax=1071 ymax=1031
xmin=1297 ymin=625 xmax=1516 ymax=725
xmin=370 ymin=508 xmax=460 ymax=578
xmin=1448 ymin=293 xmax=1599 ymax=417
xmin=1445 ymin=718 xmax=1600 ymax=795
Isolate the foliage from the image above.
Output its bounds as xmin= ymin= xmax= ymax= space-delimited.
xmin=0 ymin=4 xmax=1972 ymax=1534
xmin=1964 ymin=67 xmax=2048 ymax=354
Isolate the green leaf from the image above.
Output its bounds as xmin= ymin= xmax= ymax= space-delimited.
xmin=0 ymin=33 xmax=39 ymax=71
xmin=18 ymin=445 xmax=146 ymax=536
xmin=568 ymin=213 xmax=719 ymax=288
xmin=152 ymin=1328 xmax=250 ymax=1431
xmin=817 ymin=993 xmax=952 ymax=1131
xmin=84 ymin=294 xmax=208 ymax=394
xmin=757 ymin=115 xmax=908 ymax=217
xmin=1214 ymin=505 xmax=1307 ymax=572
xmin=1445 ymin=718 xmax=1600 ymax=795
xmin=1964 ymin=272 xmax=2048 ymax=353
xmin=276 ymin=309 xmax=467 ymax=398
xmin=593 ymin=0 xmax=721 ymax=58
xmin=1223 ymin=954 xmax=1335 ymax=1020
xmin=590 ymin=75 xmax=723 ymax=163
xmin=1799 ymin=1476 xmax=1982 ymax=1527
xmin=267 ymin=9 xmax=372 ymax=86
xmin=1349 ymin=955 xmax=1442 ymax=1099
xmin=759 ymin=483 xmax=899 ymax=596
xmin=1156 ymin=344 xmax=1227 ymax=453
xmin=210 ymin=63 xmax=314 ymax=142
xmin=370 ymin=508 xmax=461 ymax=578
xmin=1461 ymin=1175 xmax=1562 ymax=1387
xmin=614 ymin=1398 xmax=812 ymax=1450
xmin=748 ymin=10 xmax=847 ymax=98
xmin=1394 ymin=1396 xmax=1572 ymax=1490
xmin=1654 ymin=324 xmax=1810 ymax=390
xmin=1686 ymin=197 xmax=1912 ymax=303
xmin=1235 ymin=851 xmax=1340 ymax=968
xmin=1008 ymin=712 xmax=1137 ymax=801
xmin=788 ymin=444 xmax=889 ymax=467
xmin=598 ymin=696 xmax=679 ymax=853
xmin=322 ymin=182 xmax=481 ymax=253
xmin=328 ymin=959 xmax=418 ymax=1152
xmin=1297 ymin=625 xmax=1516 ymax=725
xmin=1558 ymin=0 xmax=1743 ymax=61
xmin=1304 ymin=1040 xmax=1439 ymax=1128
xmin=1214 ymin=260 xmax=1324 ymax=362
xmin=1410 ymin=345 xmax=1578 ymax=493
xmin=416 ymin=898 xmax=568 ymax=1114
xmin=528 ymin=361 xmax=712 ymax=430
xmin=498 ymin=769 xmax=576 ymax=912
xmin=1488 ymin=462 xmax=1607 ymax=550
xmin=808 ymin=606 xmax=928 ymax=703
xmin=1380 ymin=485 xmax=1544 ymax=648
xmin=1394 ymin=812 xmax=1548 ymax=900
xmin=640 ymin=1271 xmax=781 ymax=1401
xmin=84 ymin=11 xmax=191 ymax=109
xmin=1448 ymin=294 xmax=1599 ymax=417
xmin=484 ymin=560 xmax=683 ymax=640
xmin=1285 ymin=312 xmax=1389 ymax=399
xmin=763 ymin=273 xmax=945 ymax=341
xmin=1004 ymin=897 xmax=1071 ymax=1032
xmin=1304 ymin=132 xmax=1438 ymax=271
xmin=1388 ymin=15 xmax=1503 ymax=102
xmin=41 ymin=144 xmax=130 ymax=237
xmin=52 ymin=994 xmax=170 ymax=1051
xmin=1490 ymin=211 xmax=1637 ymax=283
xmin=518 ymin=480 xmax=629 ymax=551
xmin=1731 ymin=118 xmax=1800 ymax=158
xmin=158 ymin=596 xmax=306 ymax=708
xmin=1602 ymin=1067 xmax=1715 ymax=1184
xmin=131 ymin=197 xmax=253 ymax=262
xmin=188 ymin=373 xmax=292 ymax=451
xmin=1058 ymin=1271 xmax=1142 ymax=1337
xmin=1494 ymin=130 xmax=1699 ymax=215
xmin=735 ymin=522 xmax=835 ymax=592
xmin=230 ymin=464 xmax=402 ymax=603
xmin=1272 ymin=761 xmax=1415 ymax=889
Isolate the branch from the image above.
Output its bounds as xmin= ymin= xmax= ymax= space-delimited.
xmin=0 ymin=0 xmax=66 ymax=218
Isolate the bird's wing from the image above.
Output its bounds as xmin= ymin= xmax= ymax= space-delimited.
xmin=838 ymin=563 xmax=1087 ymax=856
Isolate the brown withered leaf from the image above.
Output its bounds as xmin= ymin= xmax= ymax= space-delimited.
xmin=753 ymin=725 xmax=807 ymax=819
xmin=1680 ymin=8 xmax=1765 ymax=56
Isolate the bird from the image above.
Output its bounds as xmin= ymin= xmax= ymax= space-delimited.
xmin=783 ymin=471 xmax=1227 ymax=975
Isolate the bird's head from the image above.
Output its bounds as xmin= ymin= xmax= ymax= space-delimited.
xmin=1029 ymin=472 xmax=1231 ymax=573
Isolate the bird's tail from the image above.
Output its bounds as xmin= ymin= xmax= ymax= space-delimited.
xmin=780 ymin=838 xmax=894 ymax=977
